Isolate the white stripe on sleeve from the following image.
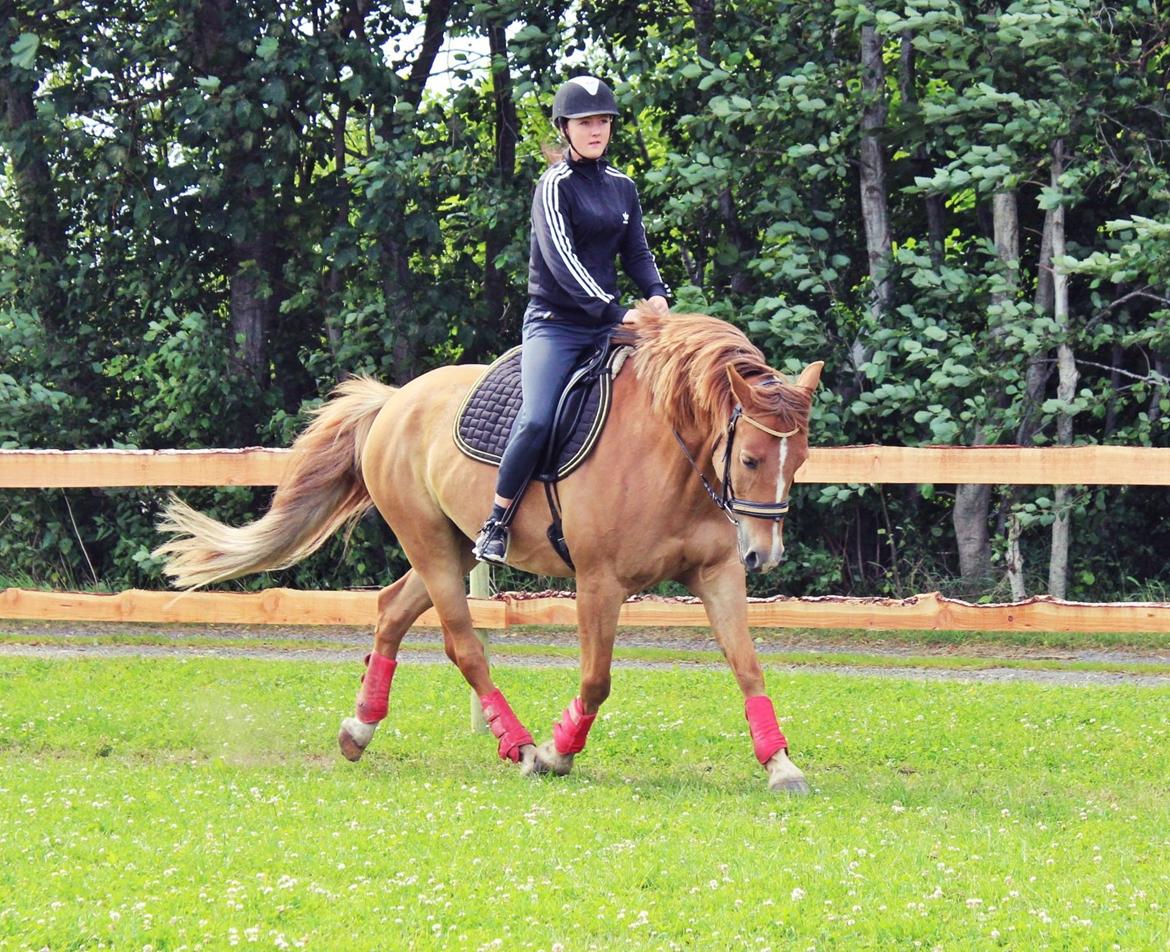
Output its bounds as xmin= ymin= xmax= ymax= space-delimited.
xmin=541 ymin=166 xmax=613 ymax=303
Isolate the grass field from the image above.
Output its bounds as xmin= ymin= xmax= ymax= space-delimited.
xmin=1 ymin=657 xmax=1168 ymax=950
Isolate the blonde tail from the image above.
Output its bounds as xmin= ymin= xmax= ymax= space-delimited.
xmin=154 ymin=377 xmax=396 ymax=589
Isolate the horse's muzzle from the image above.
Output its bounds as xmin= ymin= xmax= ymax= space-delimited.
xmin=741 ymin=547 xmax=783 ymax=574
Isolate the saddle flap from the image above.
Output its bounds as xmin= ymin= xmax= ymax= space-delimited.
xmin=453 ymin=343 xmax=628 ymax=482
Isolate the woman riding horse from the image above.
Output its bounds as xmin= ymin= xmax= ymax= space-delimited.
xmin=154 ymin=82 xmax=824 ymax=794
xmin=472 ymin=75 xmax=670 ymax=564
xmin=154 ymin=309 xmax=823 ymax=793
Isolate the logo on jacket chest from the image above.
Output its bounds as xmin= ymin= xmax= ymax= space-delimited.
xmin=622 ymin=212 xmax=629 ymax=224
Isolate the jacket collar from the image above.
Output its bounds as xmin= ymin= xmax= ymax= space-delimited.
xmin=564 ymin=150 xmax=607 ymax=175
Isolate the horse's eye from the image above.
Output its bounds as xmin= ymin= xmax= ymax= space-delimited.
xmin=741 ymin=455 xmax=759 ymax=470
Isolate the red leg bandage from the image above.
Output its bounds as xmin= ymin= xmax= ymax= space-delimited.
xmin=355 ymin=652 xmax=398 ymax=724
xmin=480 ymin=689 xmax=534 ymax=763
xmin=552 ymin=697 xmax=597 ymax=756
xmin=745 ymin=695 xmax=788 ymax=764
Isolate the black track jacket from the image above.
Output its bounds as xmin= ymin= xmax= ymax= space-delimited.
xmin=528 ymin=154 xmax=669 ymax=327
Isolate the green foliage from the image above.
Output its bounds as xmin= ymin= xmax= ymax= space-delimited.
xmin=1 ymin=0 xmax=1169 ymax=598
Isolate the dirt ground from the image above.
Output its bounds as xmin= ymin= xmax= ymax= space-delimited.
xmin=3 ymin=620 xmax=1170 ymax=687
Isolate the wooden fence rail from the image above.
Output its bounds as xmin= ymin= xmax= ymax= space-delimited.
xmin=3 ymin=444 xmax=1170 ymax=487
xmin=3 ymin=588 xmax=1170 ymax=634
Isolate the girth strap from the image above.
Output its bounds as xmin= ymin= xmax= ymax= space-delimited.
xmin=534 ymin=340 xmax=616 ymax=570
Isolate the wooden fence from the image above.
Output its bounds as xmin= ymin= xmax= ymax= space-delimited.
xmin=3 ymin=446 xmax=1170 ymax=633
xmin=4 ymin=444 xmax=1170 ymax=488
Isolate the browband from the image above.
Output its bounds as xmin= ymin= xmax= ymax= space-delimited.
xmin=739 ymin=412 xmax=800 ymax=440
xmin=726 ymin=366 xmax=802 ymax=439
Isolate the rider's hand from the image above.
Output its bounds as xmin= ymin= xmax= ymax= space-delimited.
xmin=621 ymin=308 xmax=641 ymax=326
xmin=647 ymin=295 xmax=669 ymax=315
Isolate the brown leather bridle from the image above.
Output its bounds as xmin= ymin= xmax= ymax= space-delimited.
xmin=673 ymin=406 xmax=799 ymax=525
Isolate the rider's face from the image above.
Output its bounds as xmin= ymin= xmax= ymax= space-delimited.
xmin=565 ymin=115 xmax=613 ymax=160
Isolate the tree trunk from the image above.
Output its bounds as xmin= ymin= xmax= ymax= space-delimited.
xmin=377 ymin=0 xmax=451 ymax=384
xmin=189 ymin=0 xmax=281 ymax=389
xmin=986 ymin=192 xmax=1024 ymax=597
xmin=1149 ymin=352 xmax=1167 ymax=426
xmin=899 ymin=31 xmax=945 ymax=269
xmin=859 ymin=21 xmax=892 ymax=323
xmin=1048 ymin=139 xmax=1076 ymax=599
xmin=223 ymin=167 xmax=278 ymax=386
xmin=691 ymin=0 xmax=715 ymax=59
xmin=228 ymin=224 xmax=278 ymax=384
xmin=1005 ymin=510 xmax=1025 ymax=599
xmin=1016 ymin=209 xmax=1055 ymax=446
xmin=2 ymin=73 xmax=69 ymax=336
xmin=483 ymin=16 xmax=518 ymax=335
xmin=954 ymin=191 xmax=1017 ymax=593
xmin=953 ymin=484 xmax=992 ymax=588
xmin=991 ymin=191 xmax=1019 ymax=301
xmin=1006 ymin=206 xmax=1059 ymax=599
xmin=403 ymin=0 xmax=450 ymax=111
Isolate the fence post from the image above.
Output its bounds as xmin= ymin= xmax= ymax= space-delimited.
xmin=468 ymin=562 xmax=491 ymax=733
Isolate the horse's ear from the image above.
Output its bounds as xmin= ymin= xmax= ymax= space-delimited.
xmin=726 ymin=364 xmax=755 ymax=407
xmin=795 ymin=361 xmax=824 ymax=391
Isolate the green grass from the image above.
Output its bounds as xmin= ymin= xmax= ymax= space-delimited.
xmin=1 ymin=658 xmax=1168 ymax=950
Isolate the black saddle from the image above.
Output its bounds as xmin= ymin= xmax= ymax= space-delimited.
xmin=454 ymin=340 xmax=628 ymax=482
xmin=454 ymin=339 xmax=630 ymax=568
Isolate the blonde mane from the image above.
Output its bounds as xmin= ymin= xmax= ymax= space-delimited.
xmin=620 ymin=308 xmax=812 ymax=434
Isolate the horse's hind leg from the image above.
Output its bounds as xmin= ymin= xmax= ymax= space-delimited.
xmin=414 ymin=548 xmax=538 ymax=773
xmin=338 ymin=569 xmax=432 ymax=761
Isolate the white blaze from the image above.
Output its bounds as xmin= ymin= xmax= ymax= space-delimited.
xmin=771 ymin=437 xmax=789 ymax=567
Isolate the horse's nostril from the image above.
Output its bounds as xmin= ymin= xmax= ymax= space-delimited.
xmin=744 ymin=550 xmax=761 ymax=572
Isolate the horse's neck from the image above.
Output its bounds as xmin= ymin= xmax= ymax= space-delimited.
xmin=617 ymin=370 xmax=731 ymax=511
xmin=671 ymin=422 xmax=726 ymax=495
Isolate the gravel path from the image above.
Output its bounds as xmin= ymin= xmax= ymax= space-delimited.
xmin=3 ymin=621 xmax=1170 ymax=687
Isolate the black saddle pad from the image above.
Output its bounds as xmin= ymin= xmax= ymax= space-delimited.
xmin=454 ymin=344 xmax=628 ymax=481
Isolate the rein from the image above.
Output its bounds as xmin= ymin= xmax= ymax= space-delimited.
xmin=673 ymin=406 xmax=798 ymax=525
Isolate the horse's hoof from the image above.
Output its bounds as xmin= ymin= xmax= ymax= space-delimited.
xmin=517 ymin=743 xmax=540 ymax=776
xmin=532 ymin=739 xmax=574 ymax=776
xmin=769 ymin=775 xmax=811 ymax=795
xmin=765 ymin=751 xmax=810 ymax=795
xmin=338 ymin=717 xmax=377 ymax=762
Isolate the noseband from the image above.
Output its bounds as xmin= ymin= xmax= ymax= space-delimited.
xmin=673 ymin=406 xmax=799 ymax=526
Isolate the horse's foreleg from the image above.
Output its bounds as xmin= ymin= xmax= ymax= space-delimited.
xmin=338 ymin=569 xmax=432 ymax=762
xmin=534 ymin=575 xmax=622 ymax=776
xmin=684 ymin=560 xmax=810 ymax=794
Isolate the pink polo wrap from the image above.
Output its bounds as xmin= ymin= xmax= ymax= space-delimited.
xmin=745 ymin=694 xmax=788 ymax=764
xmin=355 ymin=652 xmax=398 ymax=724
xmin=479 ymin=688 xmax=534 ymax=762
xmin=552 ymin=697 xmax=597 ymax=756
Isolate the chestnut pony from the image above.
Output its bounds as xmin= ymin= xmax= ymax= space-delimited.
xmin=155 ymin=309 xmax=823 ymax=793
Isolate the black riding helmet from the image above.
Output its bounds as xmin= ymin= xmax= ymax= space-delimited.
xmin=552 ymin=76 xmax=619 ymax=126
xmin=552 ymin=76 xmax=619 ymax=160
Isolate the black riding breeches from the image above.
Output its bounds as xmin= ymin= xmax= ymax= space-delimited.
xmin=494 ymin=313 xmax=614 ymax=500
